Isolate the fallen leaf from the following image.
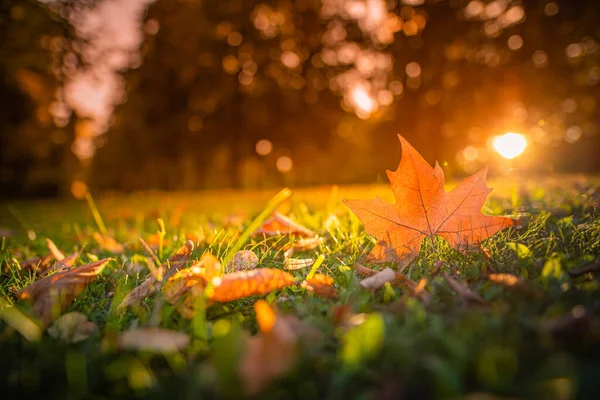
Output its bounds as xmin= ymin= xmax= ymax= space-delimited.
xmin=163 ymin=252 xmax=221 ymax=318
xmin=20 ymin=254 xmax=53 ymax=274
xmin=487 ymin=273 xmax=522 ymax=287
xmin=210 ymin=268 xmax=295 ymax=302
xmin=352 ymin=263 xmax=417 ymax=290
xmin=47 ymin=312 xmax=97 ymax=343
xmin=285 ymin=236 xmax=326 ymax=252
xmin=487 ymin=273 xmax=540 ymax=297
xmin=164 ymin=266 xmax=205 ymax=302
xmin=360 ymin=268 xmax=396 ymax=290
xmin=302 ymin=274 xmax=338 ymax=299
xmin=118 ymin=328 xmax=190 ymax=352
xmin=444 ymin=274 xmax=487 ymax=306
xmin=239 ymin=301 xmax=304 ymax=394
xmin=193 ymin=252 xmax=222 ymax=280
xmin=332 ymin=304 xmax=354 ymax=328
xmin=92 ymin=232 xmax=124 ymax=253
xmin=45 ymin=238 xmax=65 ymax=261
xmin=164 ymin=264 xmax=208 ymax=319
xmin=343 ymin=135 xmax=519 ymax=269
xmin=118 ymin=240 xmax=193 ymax=309
xmin=227 ymin=250 xmax=259 ymax=271
xmin=307 ymin=273 xmax=334 ymax=286
xmin=284 ymin=257 xmax=314 ymax=270
xmin=253 ymin=212 xmax=314 ymax=237
xmin=18 ymin=259 xmax=110 ymax=326
xmin=42 ymin=252 xmax=79 ymax=276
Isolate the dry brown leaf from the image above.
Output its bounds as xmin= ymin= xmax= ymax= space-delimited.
xmin=18 ymin=259 xmax=109 ymax=326
xmin=118 ymin=328 xmax=190 ymax=352
xmin=352 ymin=263 xmax=417 ymax=290
xmin=488 ymin=273 xmax=523 ymax=287
xmin=332 ymin=304 xmax=354 ymax=327
xmin=45 ymin=239 xmax=65 ymax=261
xmin=227 ymin=250 xmax=258 ymax=271
xmin=47 ymin=312 xmax=97 ymax=343
xmin=360 ymin=268 xmax=396 ymax=290
xmin=284 ymin=257 xmax=314 ymax=271
xmin=343 ymin=135 xmax=519 ymax=269
xmin=210 ymin=268 xmax=295 ymax=302
xmin=42 ymin=252 xmax=79 ymax=276
xmin=487 ymin=273 xmax=540 ymax=297
xmin=193 ymin=252 xmax=222 ymax=280
xmin=164 ymin=266 xmax=206 ymax=302
xmin=285 ymin=237 xmax=326 ymax=252
xmin=302 ymin=274 xmax=337 ymax=299
xmin=164 ymin=264 xmax=208 ymax=319
xmin=352 ymin=263 xmax=380 ymax=277
xmin=444 ymin=274 xmax=487 ymax=306
xmin=164 ymin=262 xmax=294 ymax=317
xmin=253 ymin=212 xmax=314 ymax=237
xmin=118 ymin=240 xmax=193 ymax=309
xmin=163 ymin=252 xmax=221 ymax=318
xmin=20 ymin=254 xmax=53 ymax=274
xmin=239 ymin=301 xmax=305 ymax=395
xmin=92 ymin=232 xmax=124 ymax=253
xmin=307 ymin=273 xmax=334 ymax=286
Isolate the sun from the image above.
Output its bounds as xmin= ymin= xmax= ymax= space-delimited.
xmin=492 ymin=132 xmax=527 ymax=159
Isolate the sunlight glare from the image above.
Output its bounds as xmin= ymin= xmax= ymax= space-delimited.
xmin=492 ymin=132 xmax=527 ymax=159
xmin=351 ymin=86 xmax=375 ymax=116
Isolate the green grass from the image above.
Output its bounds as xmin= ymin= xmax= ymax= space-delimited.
xmin=1 ymin=176 xmax=599 ymax=399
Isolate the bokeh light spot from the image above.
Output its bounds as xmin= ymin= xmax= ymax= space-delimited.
xmin=281 ymin=51 xmax=300 ymax=68
xmin=276 ymin=156 xmax=293 ymax=173
xmin=507 ymin=35 xmax=523 ymax=50
xmin=256 ymin=139 xmax=273 ymax=156
xmin=544 ymin=2 xmax=559 ymax=17
xmin=492 ymin=132 xmax=527 ymax=159
xmin=227 ymin=32 xmax=243 ymax=46
xmin=405 ymin=62 xmax=421 ymax=78
xmin=565 ymin=126 xmax=582 ymax=143
xmin=71 ymin=180 xmax=88 ymax=199
xmin=532 ymin=50 xmax=548 ymax=67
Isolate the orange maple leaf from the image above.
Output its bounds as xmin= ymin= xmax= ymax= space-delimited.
xmin=343 ymin=135 xmax=519 ymax=269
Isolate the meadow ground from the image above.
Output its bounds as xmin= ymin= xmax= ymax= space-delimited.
xmin=1 ymin=175 xmax=599 ymax=399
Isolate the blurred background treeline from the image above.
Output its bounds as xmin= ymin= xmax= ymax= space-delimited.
xmin=1 ymin=0 xmax=599 ymax=198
